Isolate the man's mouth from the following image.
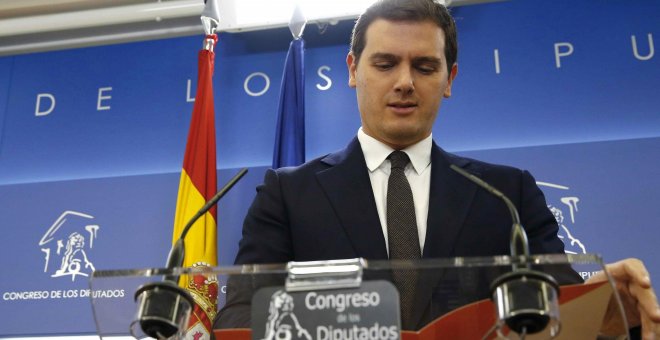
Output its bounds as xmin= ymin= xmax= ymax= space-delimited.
xmin=388 ymin=102 xmax=417 ymax=113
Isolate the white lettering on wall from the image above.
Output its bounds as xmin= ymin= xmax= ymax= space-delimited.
xmin=244 ymin=72 xmax=270 ymax=97
xmin=41 ymin=248 xmax=50 ymax=272
xmin=21 ymin=32 xmax=659 ymax=115
xmin=554 ymin=42 xmax=574 ymax=68
xmin=85 ymin=225 xmax=99 ymax=248
xmin=35 ymin=93 xmax=56 ymax=116
xmin=316 ymin=65 xmax=332 ymax=90
xmin=186 ymin=78 xmax=195 ymax=102
xmin=97 ymin=87 xmax=112 ymax=111
xmin=631 ymin=33 xmax=655 ymax=61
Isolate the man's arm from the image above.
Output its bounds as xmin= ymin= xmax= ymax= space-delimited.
xmin=518 ymin=169 xmax=583 ymax=284
xmin=215 ymin=169 xmax=292 ymax=329
xmin=235 ymin=169 xmax=294 ymax=265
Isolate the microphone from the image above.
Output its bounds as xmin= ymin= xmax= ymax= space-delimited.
xmin=450 ymin=165 xmax=561 ymax=337
xmin=132 ymin=168 xmax=249 ymax=339
xmin=165 ymin=167 xmax=249 ymax=279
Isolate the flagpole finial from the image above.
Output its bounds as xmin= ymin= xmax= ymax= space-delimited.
xmin=201 ymin=0 xmax=221 ymax=35
xmin=289 ymin=4 xmax=307 ymax=40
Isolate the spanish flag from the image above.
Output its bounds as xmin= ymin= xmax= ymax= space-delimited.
xmin=172 ymin=34 xmax=219 ymax=339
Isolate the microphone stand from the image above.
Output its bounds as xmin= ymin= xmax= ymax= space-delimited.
xmin=450 ymin=165 xmax=561 ymax=339
xmin=132 ymin=168 xmax=248 ymax=339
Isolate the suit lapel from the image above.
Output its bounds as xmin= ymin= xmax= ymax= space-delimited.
xmin=423 ymin=143 xmax=478 ymax=258
xmin=409 ymin=143 xmax=479 ymax=329
xmin=316 ymin=138 xmax=389 ymax=260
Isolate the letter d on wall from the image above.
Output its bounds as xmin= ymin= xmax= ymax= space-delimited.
xmin=35 ymin=93 xmax=56 ymax=116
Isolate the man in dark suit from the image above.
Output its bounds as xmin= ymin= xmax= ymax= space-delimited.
xmin=217 ymin=0 xmax=660 ymax=336
xmin=234 ymin=139 xmax=569 ymax=264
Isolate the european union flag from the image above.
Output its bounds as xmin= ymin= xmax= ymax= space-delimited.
xmin=272 ymin=38 xmax=305 ymax=168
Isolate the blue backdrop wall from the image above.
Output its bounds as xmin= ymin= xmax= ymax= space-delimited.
xmin=0 ymin=0 xmax=658 ymax=336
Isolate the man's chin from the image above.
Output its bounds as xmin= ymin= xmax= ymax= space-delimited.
xmin=382 ymin=130 xmax=427 ymax=148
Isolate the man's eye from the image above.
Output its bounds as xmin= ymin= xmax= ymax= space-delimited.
xmin=374 ymin=63 xmax=393 ymax=70
xmin=417 ymin=65 xmax=437 ymax=74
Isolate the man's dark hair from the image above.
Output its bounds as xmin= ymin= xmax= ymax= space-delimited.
xmin=350 ymin=0 xmax=458 ymax=75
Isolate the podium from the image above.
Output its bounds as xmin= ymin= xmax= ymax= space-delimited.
xmin=89 ymin=254 xmax=629 ymax=339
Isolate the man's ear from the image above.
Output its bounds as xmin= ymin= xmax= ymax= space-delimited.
xmin=443 ymin=63 xmax=458 ymax=98
xmin=347 ymin=52 xmax=357 ymax=88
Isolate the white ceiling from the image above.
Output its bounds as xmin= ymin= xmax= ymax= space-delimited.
xmin=0 ymin=0 xmax=203 ymax=56
xmin=0 ymin=0 xmax=498 ymax=56
xmin=0 ymin=0 xmax=150 ymax=18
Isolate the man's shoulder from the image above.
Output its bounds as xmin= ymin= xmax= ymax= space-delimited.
xmin=272 ymin=138 xmax=362 ymax=178
xmin=439 ymin=148 xmax=526 ymax=178
xmin=272 ymin=153 xmax=332 ymax=177
xmin=439 ymin=148 xmax=544 ymax=203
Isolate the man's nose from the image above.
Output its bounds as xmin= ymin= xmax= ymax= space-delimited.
xmin=394 ymin=68 xmax=415 ymax=95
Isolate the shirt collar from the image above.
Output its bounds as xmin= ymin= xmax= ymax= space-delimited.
xmin=357 ymin=127 xmax=432 ymax=175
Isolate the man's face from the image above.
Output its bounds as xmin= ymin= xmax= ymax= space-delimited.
xmin=348 ymin=19 xmax=457 ymax=149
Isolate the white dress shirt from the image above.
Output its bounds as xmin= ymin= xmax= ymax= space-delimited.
xmin=357 ymin=128 xmax=432 ymax=255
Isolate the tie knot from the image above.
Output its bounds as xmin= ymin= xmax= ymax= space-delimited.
xmin=389 ymin=151 xmax=410 ymax=170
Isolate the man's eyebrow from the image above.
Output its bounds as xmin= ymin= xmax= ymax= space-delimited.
xmin=368 ymin=53 xmax=443 ymax=66
xmin=413 ymin=56 xmax=443 ymax=65
xmin=368 ymin=52 xmax=400 ymax=62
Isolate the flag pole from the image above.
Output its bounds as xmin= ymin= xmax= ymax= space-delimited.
xmin=272 ymin=4 xmax=308 ymax=168
xmin=174 ymin=1 xmax=222 ymax=339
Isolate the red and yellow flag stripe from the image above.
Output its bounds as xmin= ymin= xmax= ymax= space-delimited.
xmin=172 ymin=46 xmax=218 ymax=269
xmin=172 ymin=37 xmax=219 ymax=338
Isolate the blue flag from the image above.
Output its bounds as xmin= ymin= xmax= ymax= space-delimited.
xmin=272 ymin=38 xmax=305 ymax=168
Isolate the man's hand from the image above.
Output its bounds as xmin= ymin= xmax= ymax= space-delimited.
xmin=586 ymin=258 xmax=660 ymax=339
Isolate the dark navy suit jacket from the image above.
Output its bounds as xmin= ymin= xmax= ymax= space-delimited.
xmin=216 ymin=137 xmax=581 ymax=329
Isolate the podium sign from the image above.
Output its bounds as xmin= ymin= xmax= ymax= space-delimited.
xmin=251 ymin=281 xmax=400 ymax=340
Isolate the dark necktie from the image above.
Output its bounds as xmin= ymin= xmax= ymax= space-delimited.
xmin=386 ymin=150 xmax=421 ymax=330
